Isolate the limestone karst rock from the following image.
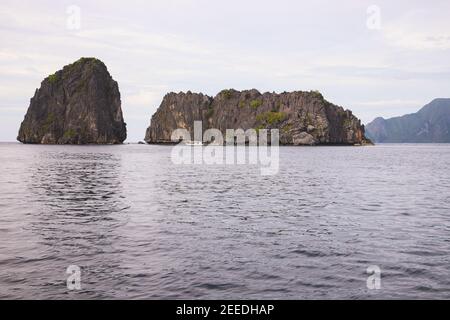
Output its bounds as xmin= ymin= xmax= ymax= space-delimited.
xmin=145 ymin=89 xmax=371 ymax=145
xmin=18 ymin=58 xmax=127 ymax=144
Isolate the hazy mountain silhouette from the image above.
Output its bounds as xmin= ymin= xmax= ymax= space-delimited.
xmin=366 ymin=99 xmax=450 ymax=143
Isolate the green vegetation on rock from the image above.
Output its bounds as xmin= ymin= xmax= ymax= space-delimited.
xmin=310 ymin=90 xmax=324 ymax=100
xmin=48 ymin=73 xmax=58 ymax=84
xmin=256 ymin=111 xmax=287 ymax=125
xmin=74 ymin=57 xmax=100 ymax=66
xmin=255 ymin=124 xmax=264 ymax=134
xmin=221 ymin=89 xmax=233 ymax=99
xmin=343 ymin=118 xmax=352 ymax=128
xmin=62 ymin=57 xmax=102 ymax=80
xmin=63 ymin=128 xmax=77 ymax=139
xmin=282 ymin=123 xmax=292 ymax=133
xmin=250 ymin=99 xmax=263 ymax=109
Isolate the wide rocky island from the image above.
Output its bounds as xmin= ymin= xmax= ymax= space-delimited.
xmin=145 ymin=89 xmax=371 ymax=145
xmin=18 ymin=58 xmax=127 ymax=144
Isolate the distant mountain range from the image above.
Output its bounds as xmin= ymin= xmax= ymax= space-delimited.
xmin=365 ymin=98 xmax=450 ymax=143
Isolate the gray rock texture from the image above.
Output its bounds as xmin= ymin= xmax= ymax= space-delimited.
xmin=18 ymin=58 xmax=127 ymax=144
xmin=145 ymin=89 xmax=370 ymax=145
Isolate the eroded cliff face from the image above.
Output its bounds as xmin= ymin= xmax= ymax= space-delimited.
xmin=18 ymin=58 xmax=127 ymax=144
xmin=145 ymin=89 xmax=370 ymax=145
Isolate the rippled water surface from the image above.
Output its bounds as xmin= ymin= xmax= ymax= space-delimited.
xmin=0 ymin=143 xmax=449 ymax=299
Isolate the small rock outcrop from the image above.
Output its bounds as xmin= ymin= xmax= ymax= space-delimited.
xmin=145 ymin=89 xmax=371 ymax=145
xmin=18 ymin=58 xmax=127 ymax=144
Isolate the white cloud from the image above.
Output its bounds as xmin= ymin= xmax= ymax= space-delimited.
xmin=353 ymin=99 xmax=423 ymax=108
xmin=123 ymin=86 xmax=170 ymax=108
xmin=382 ymin=8 xmax=450 ymax=50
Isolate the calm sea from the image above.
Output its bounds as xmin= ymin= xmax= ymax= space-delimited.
xmin=0 ymin=143 xmax=449 ymax=299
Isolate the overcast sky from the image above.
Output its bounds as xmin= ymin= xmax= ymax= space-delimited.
xmin=1 ymin=0 xmax=450 ymax=142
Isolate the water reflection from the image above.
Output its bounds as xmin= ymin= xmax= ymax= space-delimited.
xmin=1 ymin=144 xmax=449 ymax=299
xmin=25 ymin=150 xmax=130 ymax=298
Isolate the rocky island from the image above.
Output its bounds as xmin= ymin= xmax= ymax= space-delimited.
xmin=18 ymin=58 xmax=127 ymax=144
xmin=145 ymin=89 xmax=371 ymax=145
